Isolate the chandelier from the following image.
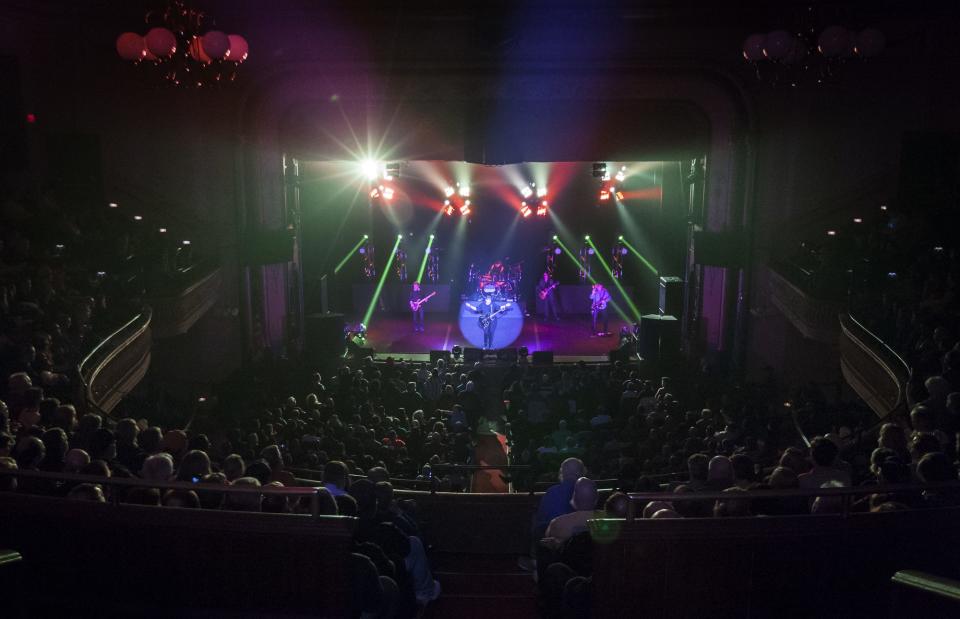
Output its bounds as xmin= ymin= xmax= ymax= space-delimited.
xmin=741 ymin=16 xmax=885 ymax=88
xmin=115 ymin=0 xmax=248 ymax=87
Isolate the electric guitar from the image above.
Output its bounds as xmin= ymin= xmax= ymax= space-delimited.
xmin=479 ymin=303 xmax=511 ymax=329
xmin=409 ymin=291 xmax=436 ymax=311
xmin=591 ymin=297 xmax=609 ymax=312
xmin=537 ymin=282 xmax=559 ymax=300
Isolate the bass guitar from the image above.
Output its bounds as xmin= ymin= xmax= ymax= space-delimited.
xmin=409 ymin=291 xmax=437 ymax=311
xmin=537 ymin=282 xmax=559 ymax=300
xmin=479 ymin=303 xmax=511 ymax=329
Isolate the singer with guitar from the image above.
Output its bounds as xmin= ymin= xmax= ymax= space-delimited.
xmin=536 ymin=270 xmax=560 ymax=322
xmin=409 ymin=282 xmax=436 ymax=332
xmin=465 ymin=295 xmax=512 ymax=349
xmin=589 ymin=282 xmax=611 ymax=336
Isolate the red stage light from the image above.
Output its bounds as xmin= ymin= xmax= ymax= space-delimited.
xmin=25 ymin=113 xmax=36 ymax=124
xmin=599 ymin=190 xmax=610 ymax=201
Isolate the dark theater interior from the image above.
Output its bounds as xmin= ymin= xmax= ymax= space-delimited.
xmin=2 ymin=1 xmax=960 ymax=617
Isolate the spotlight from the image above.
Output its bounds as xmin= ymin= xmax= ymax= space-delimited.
xmin=585 ymin=235 xmax=590 ymax=240
xmin=182 ymin=240 xmax=191 ymax=245
xmin=520 ymin=185 xmax=533 ymax=198
xmin=615 ymin=165 xmax=626 ymax=182
xmin=363 ymin=234 xmax=369 ymax=239
xmin=108 ymin=202 xmax=119 ymax=208
xmin=158 ymin=227 xmax=167 ymax=233
xmin=398 ymin=233 xmax=404 ymax=239
xmin=880 ymin=205 xmax=888 ymax=211
xmin=592 ymin=162 xmax=607 ymax=178
xmin=444 ymin=204 xmax=454 ymax=216
xmin=457 ymin=182 xmax=470 ymax=197
xmin=853 ymin=217 xmax=862 ymax=223
xmin=430 ymin=233 xmax=435 ymax=239
xmin=382 ymin=186 xmax=395 ymax=201
xmin=536 ymin=185 xmax=547 ymax=198
xmin=552 ymin=234 xmax=558 ymax=240
xmin=536 ymin=201 xmax=548 ymax=217
xmin=520 ymin=203 xmax=532 ymax=218
xmin=618 ymin=235 xmax=623 ymax=240
xmin=599 ymin=190 xmax=610 ymax=201
xmin=444 ymin=186 xmax=455 ymax=197
xmin=361 ymin=159 xmax=380 ymax=180
xmin=827 ymin=230 xmax=837 ymax=236
xmin=370 ymin=187 xmax=381 ymax=199
xmin=133 ymin=215 xmax=143 ymax=221
xmin=460 ymin=201 xmax=471 ymax=215
xmin=615 ymin=190 xmax=624 ymax=200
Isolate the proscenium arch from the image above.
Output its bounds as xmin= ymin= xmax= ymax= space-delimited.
xmin=237 ymin=64 xmax=753 ymax=358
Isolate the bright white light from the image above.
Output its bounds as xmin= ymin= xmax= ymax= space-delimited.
xmin=615 ymin=170 xmax=626 ymax=182
xmin=536 ymin=186 xmax=547 ymax=198
xmin=133 ymin=215 xmax=143 ymax=221
xmin=158 ymin=228 xmax=167 ymax=233
xmin=458 ymin=184 xmax=470 ymax=197
xmin=108 ymin=202 xmax=118 ymax=208
xmin=444 ymin=186 xmax=455 ymax=197
xmin=520 ymin=186 xmax=533 ymax=198
xmin=182 ymin=240 xmax=191 ymax=245
xmin=382 ymin=186 xmax=395 ymax=200
xmin=361 ymin=159 xmax=380 ymax=180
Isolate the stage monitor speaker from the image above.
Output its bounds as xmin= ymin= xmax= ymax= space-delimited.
xmin=304 ymin=313 xmax=345 ymax=363
xmin=532 ymin=350 xmax=554 ymax=365
xmin=430 ymin=350 xmax=451 ymax=364
xmin=464 ymin=347 xmax=483 ymax=363
xmin=496 ymin=348 xmax=517 ymax=363
xmin=693 ymin=231 xmax=745 ymax=268
xmin=639 ymin=314 xmax=680 ymax=362
xmin=659 ymin=276 xmax=683 ymax=316
xmin=242 ymin=228 xmax=295 ymax=265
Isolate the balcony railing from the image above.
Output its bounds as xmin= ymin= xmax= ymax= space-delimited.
xmin=839 ymin=312 xmax=909 ymax=419
xmin=78 ymin=307 xmax=152 ymax=415
xmin=148 ymin=264 xmax=222 ymax=339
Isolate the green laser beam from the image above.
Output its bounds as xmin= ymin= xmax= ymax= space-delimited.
xmin=554 ymin=237 xmax=629 ymax=323
xmin=362 ymin=235 xmax=402 ymax=327
xmin=416 ymin=235 xmax=435 ymax=283
xmin=586 ymin=238 xmax=643 ymax=322
xmin=620 ymin=238 xmax=659 ymax=275
xmin=334 ymin=235 xmax=369 ymax=274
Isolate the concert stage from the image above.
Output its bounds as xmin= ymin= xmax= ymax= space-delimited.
xmin=359 ymin=313 xmax=630 ymax=361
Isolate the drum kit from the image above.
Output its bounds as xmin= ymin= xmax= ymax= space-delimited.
xmin=473 ymin=259 xmax=523 ymax=300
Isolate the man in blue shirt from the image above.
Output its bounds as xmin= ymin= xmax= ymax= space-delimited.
xmin=520 ymin=457 xmax=585 ymax=571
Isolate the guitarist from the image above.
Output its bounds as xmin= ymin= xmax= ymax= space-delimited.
xmin=465 ymin=295 xmax=508 ymax=350
xmin=536 ymin=270 xmax=560 ymax=322
xmin=409 ymin=282 xmax=426 ymax=332
xmin=590 ymin=282 xmax=611 ymax=336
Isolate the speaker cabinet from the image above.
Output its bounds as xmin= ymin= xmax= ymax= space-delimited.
xmin=638 ymin=314 xmax=680 ymax=362
xmin=532 ymin=350 xmax=554 ymax=365
xmin=464 ymin=347 xmax=483 ymax=363
xmin=496 ymin=348 xmax=517 ymax=363
xmin=659 ymin=276 xmax=683 ymax=316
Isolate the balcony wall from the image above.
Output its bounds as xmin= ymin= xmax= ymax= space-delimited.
xmin=78 ymin=308 xmax=152 ymax=415
xmin=767 ymin=265 xmax=843 ymax=343
xmin=148 ymin=266 xmax=222 ymax=339
xmin=839 ymin=313 xmax=909 ymax=419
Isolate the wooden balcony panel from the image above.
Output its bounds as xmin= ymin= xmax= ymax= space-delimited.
xmin=767 ymin=265 xmax=843 ymax=343
xmin=149 ymin=266 xmax=222 ymax=339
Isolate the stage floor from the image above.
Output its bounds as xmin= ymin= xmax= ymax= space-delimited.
xmin=358 ymin=313 xmax=630 ymax=359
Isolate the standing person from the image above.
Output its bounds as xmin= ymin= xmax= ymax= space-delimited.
xmin=589 ymin=282 xmax=610 ymax=335
xmin=465 ymin=296 xmax=510 ymax=350
xmin=536 ymin=270 xmax=560 ymax=322
xmin=409 ymin=282 xmax=425 ymax=333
